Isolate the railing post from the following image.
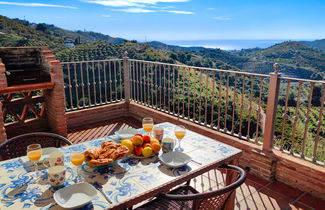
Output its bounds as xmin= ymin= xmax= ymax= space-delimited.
xmin=123 ymin=51 xmax=130 ymax=103
xmin=263 ymin=63 xmax=281 ymax=151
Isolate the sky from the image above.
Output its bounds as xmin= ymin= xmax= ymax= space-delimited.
xmin=0 ymin=0 xmax=324 ymax=42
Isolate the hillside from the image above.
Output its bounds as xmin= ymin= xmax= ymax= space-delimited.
xmin=149 ymin=41 xmax=249 ymax=69
xmin=148 ymin=41 xmax=205 ymax=51
xmin=56 ymin=41 xmax=240 ymax=70
xmin=0 ymin=15 xmax=324 ymax=79
xmin=301 ymin=39 xmax=325 ymax=52
xmin=230 ymin=41 xmax=325 ymax=79
xmin=0 ymin=15 xmax=125 ymax=51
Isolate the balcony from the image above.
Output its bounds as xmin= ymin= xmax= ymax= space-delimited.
xmin=0 ymin=50 xmax=324 ymax=209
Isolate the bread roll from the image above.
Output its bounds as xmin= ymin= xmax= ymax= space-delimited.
xmin=84 ymin=147 xmax=100 ymax=162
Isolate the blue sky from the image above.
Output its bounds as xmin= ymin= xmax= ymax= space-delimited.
xmin=0 ymin=0 xmax=324 ymax=41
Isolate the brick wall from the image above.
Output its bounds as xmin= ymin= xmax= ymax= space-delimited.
xmin=0 ymin=47 xmax=67 ymax=139
xmin=0 ymin=61 xmax=7 ymax=89
xmin=44 ymin=60 xmax=67 ymax=137
xmin=66 ymin=102 xmax=127 ymax=129
xmin=0 ymin=102 xmax=7 ymax=143
xmin=5 ymin=118 xmax=49 ymax=139
xmin=128 ymin=102 xmax=325 ymax=200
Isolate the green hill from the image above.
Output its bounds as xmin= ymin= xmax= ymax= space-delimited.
xmin=56 ymin=41 xmax=240 ymax=70
xmin=0 ymin=15 xmax=125 ymax=51
xmin=230 ymin=41 xmax=325 ymax=79
xmin=301 ymin=39 xmax=325 ymax=52
xmin=1 ymin=15 xmax=324 ymax=79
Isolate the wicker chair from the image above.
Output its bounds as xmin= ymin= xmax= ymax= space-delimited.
xmin=0 ymin=132 xmax=72 ymax=160
xmin=135 ymin=165 xmax=246 ymax=210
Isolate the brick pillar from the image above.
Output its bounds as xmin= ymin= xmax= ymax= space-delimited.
xmin=0 ymin=59 xmax=7 ymax=142
xmin=0 ymin=60 xmax=8 ymax=89
xmin=0 ymin=102 xmax=7 ymax=143
xmin=44 ymin=60 xmax=68 ymax=137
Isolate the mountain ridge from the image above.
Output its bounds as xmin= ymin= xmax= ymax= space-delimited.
xmin=0 ymin=15 xmax=324 ymax=80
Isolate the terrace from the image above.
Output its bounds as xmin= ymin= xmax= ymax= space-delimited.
xmin=0 ymin=47 xmax=324 ymax=209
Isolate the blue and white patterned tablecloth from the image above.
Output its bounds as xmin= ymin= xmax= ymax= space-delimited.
xmin=0 ymin=122 xmax=241 ymax=209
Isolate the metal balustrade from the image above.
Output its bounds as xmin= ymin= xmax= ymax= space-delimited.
xmin=62 ymin=59 xmax=124 ymax=111
xmin=128 ymin=59 xmax=269 ymax=144
xmin=274 ymin=77 xmax=325 ymax=163
xmin=62 ymin=58 xmax=324 ymax=164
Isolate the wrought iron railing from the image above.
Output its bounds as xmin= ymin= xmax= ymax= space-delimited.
xmin=62 ymin=59 xmax=125 ymax=111
xmin=62 ymin=58 xmax=324 ymax=164
xmin=274 ymin=77 xmax=325 ymax=163
xmin=127 ymin=59 xmax=269 ymax=144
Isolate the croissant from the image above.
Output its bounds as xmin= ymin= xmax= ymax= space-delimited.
xmin=85 ymin=141 xmax=129 ymax=166
xmin=84 ymin=147 xmax=100 ymax=162
xmin=88 ymin=158 xmax=113 ymax=166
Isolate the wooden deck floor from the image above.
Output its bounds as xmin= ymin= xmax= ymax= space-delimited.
xmin=67 ymin=117 xmax=142 ymax=144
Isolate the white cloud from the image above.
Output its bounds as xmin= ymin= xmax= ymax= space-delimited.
xmin=83 ymin=0 xmax=142 ymax=7
xmin=102 ymin=14 xmax=112 ymax=17
xmin=212 ymin=16 xmax=232 ymax=20
xmin=83 ymin=0 xmax=190 ymax=7
xmin=163 ymin=10 xmax=193 ymax=14
xmin=112 ymin=7 xmax=155 ymax=13
xmin=207 ymin=7 xmax=215 ymax=10
xmin=0 ymin=1 xmax=78 ymax=9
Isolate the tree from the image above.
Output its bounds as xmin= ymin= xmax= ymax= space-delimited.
xmin=35 ymin=23 xmax=47 ymax=32
xmin=312 ymin=85 xmax=322 ymax=106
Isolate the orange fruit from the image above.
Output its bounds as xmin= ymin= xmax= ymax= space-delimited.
xmin=150 ymin=138 xmax=159 ymax=144
xmin=133 ymin=135 xmax=143 ymax=146
xmin=134 ymin=146 xmax=143 ymax=156
xmin=142 ymin=135 xmax=151 ymax=143
xmin=143 ymin=143 xmax=152 ymax=148
xmin=142 ymin=147 xmax=153 ymax=157
xmin=151 ymin=143 xmax=161 ymax=153
xmin=121 ymin=139 xmax=134 ymax=153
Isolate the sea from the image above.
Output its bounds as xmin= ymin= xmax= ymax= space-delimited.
xmin=160 ymin=39 xmax=291 ymax=51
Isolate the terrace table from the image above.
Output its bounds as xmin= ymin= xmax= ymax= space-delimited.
xmin=0 ymin=122 xmax=242 ymax=210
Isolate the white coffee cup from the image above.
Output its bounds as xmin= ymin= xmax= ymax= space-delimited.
xmin=45 ymin=151 xmax=64 ymax=167
xmin=48 ymin=165 xmax=66 ymax=187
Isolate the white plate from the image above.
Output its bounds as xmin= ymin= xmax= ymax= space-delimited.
xmin=115 ymin=128 xmax=137 ymax=139
xmin=54 ymin=182 xmax=97 ymax=209
xmin=159 ymin=151 xmax=192 ymax=168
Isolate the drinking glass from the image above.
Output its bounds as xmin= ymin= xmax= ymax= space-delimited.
xmin=27 ymin=144 xmax=42 ymax=177
xmin=174 ymin=125 xmax=186 ymax=152
xmin=142 ymin=117 xmax=154 ymax=135
xmin=70 ymin=147 xmax=85 ymax=183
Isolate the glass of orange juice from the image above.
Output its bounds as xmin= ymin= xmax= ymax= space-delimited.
xmin=70 ymin=147 xmax=85 ymax=182
xmin=27 ymin=144 xmax=42 ymax=177
xmin=174 ymin=125 xmax=186 ymax=152
xmin=142 ymin=117 xmax=154 ymax=136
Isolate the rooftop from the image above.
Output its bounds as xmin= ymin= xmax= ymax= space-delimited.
xmin=0 ymin=47 xmax=324 ymax=209
xmin=67 ymin=116 xmax=325 ymax=210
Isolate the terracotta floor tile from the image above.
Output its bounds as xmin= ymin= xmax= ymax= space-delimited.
xmin=297 ymin=193 xmax=325 ymax=210
xmin=248 ymin=188 xmax=293 ymax=210
xmin=235 ymin=197 xmax=267 ymax=210
xmin=202 ymin=168 xmax=226 ymax=184
xmin=266 ymin=181 xmax=304 ymax=200
xmin=288 ymin=201 xmax=315 ymax=210
xmin=190 ymin=174 xmax=218 ymax=193
xmin=236 ymin=179 xmax=264 ymax=198
xmin=246 ymin=173 xmax=271 ymax=186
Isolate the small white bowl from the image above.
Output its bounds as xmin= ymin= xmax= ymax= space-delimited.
xmin=115 ymin=128 xmax=137 ymax=139
xmin=159 ymin=151 xmax=192 ymax=168
xmin=54 ymin=182 xmax=97 ymax=209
